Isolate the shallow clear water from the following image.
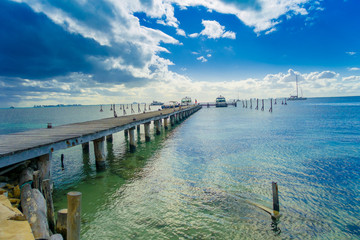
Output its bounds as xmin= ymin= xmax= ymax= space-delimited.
xmin=1 ymin=98 xmax=360 ymax=239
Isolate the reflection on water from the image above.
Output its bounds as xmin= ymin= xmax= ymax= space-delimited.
xmin=46 ymin=98 xmax=360 ymax=239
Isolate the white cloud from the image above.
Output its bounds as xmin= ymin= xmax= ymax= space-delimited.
xmin=196 ymin=56 xmax=207 ymax=62
xmin=348 ymin=67 xmax=360 ymax=71
xmin=196 ymin=20 xmax=236 ymax=39
xmin=189 ymin=33 xmax=199 ymax=38
xmin=176 ymin=28 xmax=186 ymax=36
xmin=265 ymin=28 xmax=277 ymax=35
xmin=171 ymin=0 xmax=316 ymax=34
xmin=346 ymin=52 xmax=357 ymax=55
xmin=207 ymin=54 xmax=212 ymax=58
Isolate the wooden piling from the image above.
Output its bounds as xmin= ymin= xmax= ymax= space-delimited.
xmin=164 ymin=118 xmax=168 ymax=129
xmin=269 ymin=99 xmax=273 ymax=112
xmin=67 ymin=192 xmax=81 ymax=240
xmin=272 ymin=182 xmax=279 ymax=212
xmin=144 ymin=122 xmax=151 ymax=142
xmin=38 ymin=153 xmax=52 ymax=182
xmin=33 ymin=170 xmax=40 ymax=190
xmin=61 ymin=154 xmax=65 ymax=170
xmin=82 ymin=142 xmax=89 ymax=154
xmin=137 ymin=125 xmax=140 ymax=132
xmin=93 ymin=137 xmax=105 ymax=169
xmin=56 ymin=209 xmax=67 ymax=239
xmin=106 ymin=134 xmax=113 ymax=143
xmin=124 ymin=129 xmax=128 ymax=138
xmin=170 ymin=115 xmax=175 ymax=126
xmin=261 ymin=99 xmax=264 ymax=111
xmin=129 ymin=127 xmax=136 ymax=152
xmin=155 ymin=120 xmax=161 ymax=135
xmin=250 ymin=99 xmax=252 ymax=109
xmin=42 ymin=179 xmax=55 ymax=232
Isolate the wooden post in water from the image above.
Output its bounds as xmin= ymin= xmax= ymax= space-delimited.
xmin=272 ymin=182 xmax=279 ymax=213
xmin=124 ymin=129 xmax=128 ymax=138
xmin=164 ymin=118 xmax=168 ymax=129
xmin=144 ymin=122 xmax=151 ymax=142
xmin=56 ymin=209 xmax=67 ymax=238
xmin=170 ymin=115 xmax=175 ymax=126
xmin=61 ymin=154 xmax=65 ymax=170
xmin=246 ymin=100 xmax=248 ymax=108
xmin=269 ymin=99 xmax=273 ymax=112
xmin=67 ymin=192 xmax=81 ymax=240
xmin=129 ymin=127 xmax=136 ymax=152
xmin=261 ymin=99 xmax=264 ymax=111
xmin=93 ymin=137 xmax=105 ymax=169
xmin=250 ymin=99 xmax=252 ymax=109
xmin=42 ymin=179 xmax=55 ymax=232
xmin=82 ymin=142 xmax=89 ymax=154
xmin=255 ymin=99 xmax=259 ymax=110
xmin=106 ymin=134 xmax=113 ymax=143
xmin=137 ymin=124 xmax=141 ymax=133
xmin=154 ymin=120 xmax=161 ymax=135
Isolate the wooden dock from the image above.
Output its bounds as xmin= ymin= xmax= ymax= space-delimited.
xmin=0 ymin=105 xmax=201 ymax=169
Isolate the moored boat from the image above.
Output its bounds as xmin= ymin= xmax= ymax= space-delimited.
xmin=150 ymin=100 xmax=164 ymax=106
xmin=181 ymin=97 xmax=193 ymax=106
xmin=288 ymin=75 xmax=307 ymax=101
xmin=161 ymin=101 xmax=180 ymax=109
xmin=215 ymin=96 xmax=228 ymax=107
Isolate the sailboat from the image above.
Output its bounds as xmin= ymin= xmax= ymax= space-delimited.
xmin=288 ymin=75 xmax=307 ymax=101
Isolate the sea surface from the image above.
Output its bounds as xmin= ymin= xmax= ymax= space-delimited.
xmin=1 ymin=97 xmax=360 ymax=239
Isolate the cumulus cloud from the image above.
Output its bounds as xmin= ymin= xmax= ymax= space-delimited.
xmin=171 ymin=0 xmax=316 ymax=33
xmin=193 ymin=20 xmax=236 ymax=39
xmin=176 ymin=28 xmax=186 ymax=36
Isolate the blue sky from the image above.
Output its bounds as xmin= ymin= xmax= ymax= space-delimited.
xmin=0 ymin=0 xmax=359 ymax=107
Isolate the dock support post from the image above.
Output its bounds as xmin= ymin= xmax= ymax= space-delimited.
xmin=42 ymin=179 xmax=55 ymax=232
xmin=272 ymin=182 xmax=279 ymax=213
xmin=144 ymin=122 xmax=151 ymax=142
xmin=261 ymin=99 xmax=264 ymax=111
xmin=170 ymin=116 xmax=175 ymax=126
xmin=38 ymin=153 xmax=52 ymax=181
xmin=164 ymin=118 xmax=168 ymax=130
xmin=124 ymin=129 xmax=128 ymax=138
xmin=93 ymin=137 xmax=105 ymax=169
xmin=154 ymin=120 xmax=161 ymax=135
xmin=56 ymin=209 xmax=67 ymax=238
xmin=106 ymin=134 xmax=113 ymax=143
xmin=269 ymin=99 xmax=273 ymax=112
xmin=137 ymin=125 xmax=141 ymax=132
xmin=82 ymin=142 xmax=89 ymax=154
xmin=67 ymin=191 xmax=81 ymax=240
xmin=129 ymin=127 xmax=136 ymax=152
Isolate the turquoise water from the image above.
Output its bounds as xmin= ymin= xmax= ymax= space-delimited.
xmin=1 ymin=98 xmax=360 ymax=239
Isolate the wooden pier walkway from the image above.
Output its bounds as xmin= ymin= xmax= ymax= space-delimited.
xmin=0 ymin=105 xmax=201 ymax=169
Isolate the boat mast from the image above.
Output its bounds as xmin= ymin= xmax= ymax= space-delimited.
xmin=296 ymin=75 xmax=298 ymax=98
